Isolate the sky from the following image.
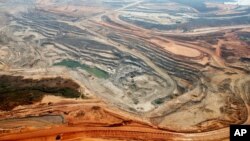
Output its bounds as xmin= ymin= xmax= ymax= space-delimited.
xmin=225 ymin=0 xmax=250 ymax=5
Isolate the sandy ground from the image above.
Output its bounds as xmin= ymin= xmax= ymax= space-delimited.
xmin=41 ymin=95 xmax=80 ymax=103
xmin=150 ymin=38 xmax=201 ymax=57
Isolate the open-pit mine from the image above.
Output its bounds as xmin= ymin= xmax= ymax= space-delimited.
xmin=0 ymin=0 xmax=250 ymax=141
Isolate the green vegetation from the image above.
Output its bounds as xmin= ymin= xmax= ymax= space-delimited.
xmin=0 ymin=75 xmax=82 ymax=111
xmin=0 ymin=87 xmax=81 ymax=111
xmin=154 ymin=98 xmax=164 ymax=105
xmin=0 ymin=90 xmax=44 ymax=111
xmin=33 ymin=87 xmax=81 ymax=98
xmin=54 ymin=59 xmax=109 ymax=79
xmin=153 ymin=96 xmax=173 ymax=105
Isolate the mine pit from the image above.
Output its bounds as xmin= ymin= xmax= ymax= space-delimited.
xmin=0 ymin=0 xmax=250 ymax=140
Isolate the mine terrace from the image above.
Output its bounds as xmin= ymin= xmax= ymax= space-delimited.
xmin=0 ymin=0 xmax=250 ymax=141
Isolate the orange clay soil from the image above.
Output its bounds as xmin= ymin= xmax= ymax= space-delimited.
xmin=0 ymin=98 xmax=237 ymax=141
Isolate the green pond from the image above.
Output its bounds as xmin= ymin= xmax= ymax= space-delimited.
xmin=54 ymin=59 xmax=109 ymax=79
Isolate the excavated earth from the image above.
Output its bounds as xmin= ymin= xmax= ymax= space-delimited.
xmin=0 ymin=0 xmax=250 ymax=141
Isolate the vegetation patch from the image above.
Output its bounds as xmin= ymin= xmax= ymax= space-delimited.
xmin=0 ymin=75 xmax=82 ymax=111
